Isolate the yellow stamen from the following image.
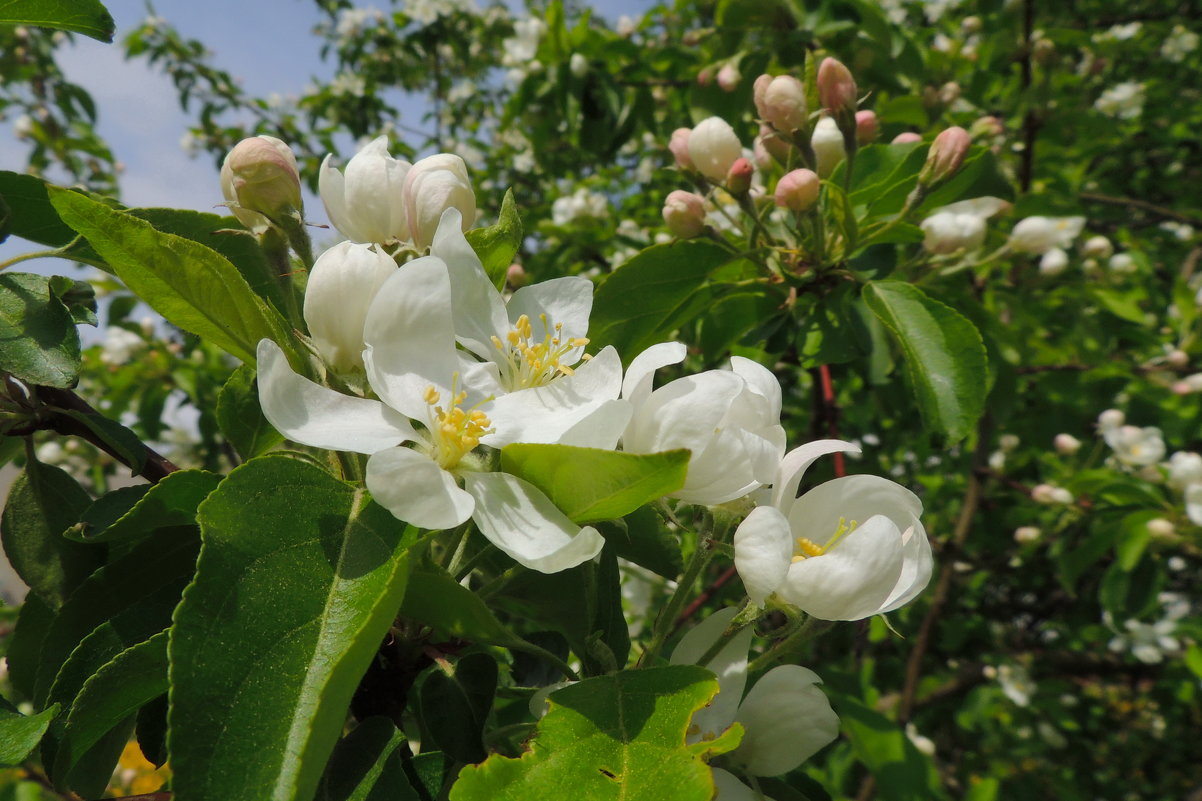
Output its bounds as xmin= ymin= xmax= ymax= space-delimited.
xmin=489 ymin=310 xmax=590 ymax=391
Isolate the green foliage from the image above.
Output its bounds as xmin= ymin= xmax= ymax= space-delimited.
xmin=216 ymin=364 xmax=285 ymax=460
xmin=0 ymin=273 xmax=84 ymax=389
xmin=465 ymin=189 xmax=523 ymax=289
xmin=450 ymin=665 xmax=741 ymax=801
xmin=65 ymin=469 xmax=220 ymax=544
xmin=0 ymin=700 xmax=59 ymax=767
xmin=169 ymin=454 xmax=420 ymax=801
xmin=500 ymin=444 xmax=690 ymax=523
xmin=317 ymin=717 xmax=418 ymax=801
xmin=0 ymin=0 xmax=115 ymax=42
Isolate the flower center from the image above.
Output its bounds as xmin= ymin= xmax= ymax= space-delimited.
xmin=423 ymin=383 xmax=493 ymax=470
xmin=489 ymin=313 xmax=590 ymax=391
xmin=792 ymin=516 xmax=857 ymax=563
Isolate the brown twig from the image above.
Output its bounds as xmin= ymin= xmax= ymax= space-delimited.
xmin=1080 ymin=192 xmax=1202 ymax=225
xmin=674 ymin=565 xmax=738 ymax=629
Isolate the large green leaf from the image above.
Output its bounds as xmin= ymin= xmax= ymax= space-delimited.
xmin=216 ymin=364 xmax=284 ymax=460
xmin=863 ymin=281 xmax=988 ymax=442
xmin=449 ymin=665 xmax=740 ymax=800
xmin=417 ymin=653 xmax=498 ymax=763
xmin=465 ymin=189 xmax=522 ymax=289
xmin=590 ymin=241 xmax=736 ymax=362
xmin=317 ymin=717 xmax=418 ymax=801
xmin=49 ymin=188 xmax=291 ymax=364
xmin=0 ymin=461 xmax=101 ymax=610
xmin=500 ymin=444 xmax=689 ymax=523
xmin=400 ymin=568 xmax=513 ymax=644
xmin=169 ymin=454 xmax=420 ymax=801
xmin=596 ymin=506 xmax=682 ymax=580
xmin=65 ymin=469 xmax=220 ymax=544
xmin=0 ymin=699 xmax=59 ymax=767
xmin=0 ymin=272 xmax=82 ymax=388
xmin=0 ymin=172 xmax=85 ymax=249
xmin=0 ymin=0 xmax=115 ymax=41
xmin=51 ymin=632 xmax=169 ymax=788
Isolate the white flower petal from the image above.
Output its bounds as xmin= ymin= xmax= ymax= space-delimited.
xmin=303 ymin=242 xmax=396 ymax=372
xmin=670 ymin=607 xmax=753 ymax=739
xmin=711 ymin=769 xmax=770 ymax=801
xmin=733 ymin=665 xmax=839 ymax=776
xmin=786 ymin=475 xmax=923 ymax=544
xmin=554 ymin=399 xmax=634 ymax=449
xmin=1185 ymin=483 xmax=1202 ymax=525
xmin=482 ymin=346 xmax=624 ymax=447
xmin=463 ymin=472 xmax=605 ymax=573
xmin=779 ymin=515 xmax=904 ymax=621
xmin=624 ymin=370 xmax=743 ymax=455
xmin=318 ymin=153 xmax=357 ymax=242
xmin=730 ymin=357 xmax=782 ymax=421
xmin=344 ymin=135 xmax=410 ymax=244
xmin=507 ymin=276 xmax=594 ymax=348
xmin=621 ymin=341 xmax=686 ymax=406
xmin=365 ymin=447 xmax=474 ymax=529
xmin=362 ymin=255 xmax=472 ymax=418
xmin=733 ymin=506 xmax=793 ymax=607
xmin=432 ymin=208 xmax=508 ymax=360
xmin=673 ymin=428 xmax=760 ymax=505
xmin=878 ymin=520 xmax=933 ymax=614
xmin=256 ymin=339 xmax=415 ymax=454
xmin=772 ymin=440 xmax=862 ymax=515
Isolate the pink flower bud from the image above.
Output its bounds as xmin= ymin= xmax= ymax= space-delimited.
xmin=755 ymin=123 xmax=791 ymax=166
xmin=220 ymin=135 xmax=302 ymax=230
xmin=717 ymin=63 xmax=741 ymax=92
xmin=688 ymin=117 xmax=743 ymax=183
xmin=725 ymin=158 xmax=754 ymax=194
xmin=855 ymin=110 xmax=879 ymax=145
xmin=755 ymin=75 xmax=807 ymax=135
xmin=1053 ymin=433 xmax=1082 ymax=455
xmin=697 ymin=66 xmax=714 ymax=87
xmin=662 ymin=190 xmax=707 ymax=239
xmin=892 ymin=132 xmax=922 ymax=144
xmin=506 ymin=263 xmax=528 ymax=288
xmin=817 ymin=57 xmax=857 ymax=116
xmin=774 ymin=169 xmax=820 ymax=212
xmin=919 ymin=126 xmax=971 ymax=185
xmin=753 ymin=73 xmax=771 ymax=114
xmin=669 ymin=127 xmax=694 ymax=170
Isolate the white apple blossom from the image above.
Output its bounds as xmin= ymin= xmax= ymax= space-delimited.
xmin=920 ymin=196 xmax=1008 ymax=254
xmin=403 ymin=154 xmax=476 ymax=251
xmin=811 ymin=117 xmax=845 ymax=178
xmin=257 ymin=212 xmax=613 ymax=573
xmin=303 ymin=242 xmax=397 ymax=372
xmin=1094 ymin=82 xmax=1145 ymax=119
xmin=1009 ymin=216 xmax=1086 ymax=255
xmin=320 ymin=135 xmax=412 ymax=245
xmin=1161 ymin=25 xmax=1199 ymax=62
xmin=1167 ymin=451 xmax=1202 ymax=489
xmin=733 ymin=440 xmax=932 ymax=620
xmin=670 ymin=609 xmax=840 ymax=798
xmin=1039 ymin=247 xmax=1069 ymax=276
xmin=1103 ymin=424 xmax=1165 ymax=467
xmin=620 ymin=343 xmax=786 ymax=506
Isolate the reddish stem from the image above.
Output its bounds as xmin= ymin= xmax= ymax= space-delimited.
xmin=818 ymin=364 xmax=845 ymax=477
xmin=674 ymin=565 xmax=738 ymax=630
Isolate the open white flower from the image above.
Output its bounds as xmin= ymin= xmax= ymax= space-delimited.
xmin=733 ymin=440 xmax=932 ymax=620
xmin=257 ymin=215 xmax=611 ymax=573
xmin=320 ymin=135 xmax=412 ymax=245
xmin=620 ymin=342 xmax=786 ymax=506
xmin=1009 ymin=215 xmax=1086 ymax=255
xmin=671 ymin=609 xmax=840 ymax=798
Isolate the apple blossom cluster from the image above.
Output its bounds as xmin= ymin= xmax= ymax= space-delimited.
xmin=1097 ymin=410 xmax=1202 ymax=527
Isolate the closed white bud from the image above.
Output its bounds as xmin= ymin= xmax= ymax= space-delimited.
xmin=1082 ymin=235 xmax=1113 ymax=259
xmin=1097 ymin=408 xmax=1125 ymax=431
xmin=1166 ymin=349 xmax=1189 ymax=368
xmin=1039 ymin=247 xmax=1070 ymax=276
xmin=403 ymin=153 xmax=476 ymax=251
xmin=1014 ymin=526 xmax=1041 ymax=544
xmin=999 ymin=434 xmax=1020 ymax=452
xmin=1146 ymin=518 xmax=1176 ymax=539
xmin=1054 ymin=433 xmax=1082 ymax=455
xmin=221 ymin=135 xmax=302 ymax=231
xmin=569 ymin=52 xmax=588 ymax=77
xmin=1108 ymin=252 xmax=1136 ymax=274
xmin=662 ymin=190 xmax=707 ymax=239
xmin=921 ymin=212 xmax=986 ymax=254
xmin=755 ymin=74 xmax=807 ymax=135
xmin=688 ymin=117 xmax=743 ymax=183
xmin=1032 ymin=484 xmax=1073 ymax=505
xmin=303 ymin=242 xmax=397 ymax=372
xmin=811 ymin=117 xmax=846 ymax=178
xmin=774 ymin=169 xmax=820 ymax=211
xmin=320 ymin=135 xmax=411 ymax=244
xmin=1167 ymin=451 xmax=1202 ymax=489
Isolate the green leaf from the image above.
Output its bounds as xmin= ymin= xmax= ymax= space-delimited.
xmin=54 ymin=409 xmax=146 ymax=474
xmin=0 ymin=701 xmax=59 ymax=767
xmin=0 ymin=460 xmax=101 ymax=610
xmin=465 ymin=189 xmax=522 ymax=289
xmin=169 ymin=454 xmax=420 ymax=801
xmin=52 ymin=632 xmax=168 ymax=786
xmin=48 ymin=188 xmax=291 ymax=364
xmin=400 ymin=568 xmax=513 ymax=644
xmin=317 ymin=717 xmax=418 ymax=801
xmin=65 ymin=469 xmax=220 ymax=544
xmin=0 ymin=272 xmax=82 ymax=388
xmin=500 ymin=444 xmax=689 ymax=523
xmin=836 ymin=695 xmax=945 ymax=801
xmin=590 ymin=241 xmax=737 ymax=363
xmin=5 ymin=592 xmax=55 ymax=700
xmin=595 ymin=505 xmax=681 ymax=580
xmin=0 ymin=0 xmax=116 ymax=42
xmin=418 ymin=653 xmax=498 ymax=764
xmin=47 ymin=276 xmax=97 ymax=327
xmin=0 ymin=172 xmax=90 ymax=250
xmin=216 ymin=364 xmax=284 ymax=460
xmin=863 ymin=281 xmax=988 ymax=442
xmin=449 ymin=665 xmax=739 ymax=801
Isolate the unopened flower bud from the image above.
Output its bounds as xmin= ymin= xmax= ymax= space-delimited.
xmin=1014 ymin=526 xmax=1041 ymax=544
xmin=774 ymin=169 xmax=820 ymax=212
xmin=755 ymin=123 xmax=791 ymax=166
xmin=855 ymin=110 xmax=879 ymax=145
xmin=962 ymin=16 xmax=982 ymax=34
xmin=1097 ymin=409 xmax=1125 ymax=431
xmin=811 ymin=117 xmax=846 ymax=177
xmin=506 ymin=263 xmax=529 ymax=288
xmin=688 ymin=116 xmax=743 ymax=183
xmin=919 ymin=126 xmax=971 ymax=186
xmin=662 ymin=190 xmax=707 ymax=239
xmin=1032 ymin=484 xmax=1073 ymax=505
xmin=999 ymin=434 xmax=1020 ymax=452
xmin=1173 ymin=373 xmax=1202 ymax=394
xmin=1166 ymin=349 xmax=1189 ymax=369
xmin=669 ymin=127 xmax=694 ymax=170
xmin=1009 ymin=216 xmax=1086 ymax=255
xmin=971 ymin=115 xmax=1005 ymax=139
xmin=725 ymin=157 xmax=754 ymax=194
xmin=817 ymin=57 xmax=857 ymax=117
xmin=938 ymin=81 xmax=961 ymax=105
xmin=221 ymin=135 xmax=302 ymax=231
xmin=1108 ymin=252 xmax=1136 ymax=274
xmin=1054 ymin=433 xmax=1082 ymax=455
xmin=892 ymin=132 xmax=922 ymax=144
xmin=569 ymin=52 xmax=588 ymax=78
xmin=1147 ymin=518 xmax=1176 ymax=539
xmin=403 ymin=153 xmax=476 ymax=251
xmin=755 ymin=75 xmax=807 ymax=135
xmin=1039 ymin=247 xmax=1070 ymax=276
xmin=303 ymin=242 xmax=396 ymax=372
xmin=320 ymin=135 xmax=411 ymax=244
xmin=717 ymin=63 xmax=741 ymax=92
xmin=1082 ymin=235 xmax=1113 ymax=259
xmin=697 ymin=66 xmax=714 ymax=87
